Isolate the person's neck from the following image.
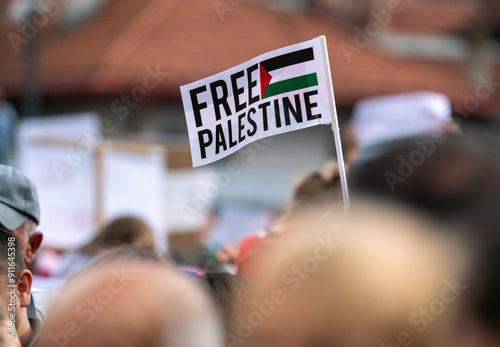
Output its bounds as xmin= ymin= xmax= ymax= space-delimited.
xmin=18 ymin=313 xmax=33 ymax=347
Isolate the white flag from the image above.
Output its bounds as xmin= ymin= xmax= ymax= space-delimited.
xmin=180 ymin=35 xmax=337 ymax=167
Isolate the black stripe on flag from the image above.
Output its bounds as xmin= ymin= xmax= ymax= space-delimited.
xmin=260 ymin=47 xmax=314 ymax=72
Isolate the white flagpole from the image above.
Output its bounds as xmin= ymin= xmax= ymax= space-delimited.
xmin=319 ymin=36 xmax=350 ymax=211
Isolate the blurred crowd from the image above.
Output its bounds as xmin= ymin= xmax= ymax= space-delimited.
xmin=1 ymin=91 xmax=500 ymax=347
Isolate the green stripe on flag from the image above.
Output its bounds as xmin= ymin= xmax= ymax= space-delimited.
xmin=263 ymin=73 xmax=318 ymax=99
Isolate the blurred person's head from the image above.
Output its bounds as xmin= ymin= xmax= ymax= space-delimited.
xmin=348 ymin=91 xmax=459 ymax=164
xmin=274 ymin=161 xmax=343 ymax=233
xmin=0 ymin=230 xmax=34 ymax=346
xmin=38 ymin=259 xmax=222 ymax=347
xmin=458 ymin=242 xmax=500 ymax=347
xmin=248 ymin=202 xmax=467 ymax=347
xmin=199 ymin=270 xmax=255 ymax=345
xmin=457 ymin=158 xmax=500 ymax=345
xmin=78 ymin=216 xmax=155 ymax=255
xmin=235 ymin=162 xmax=344 ymax=279
xmin=350 ymin=135 xmax=500 ymax=347
xmin=86 ymin=245 xmax=166 ymax=269
xmin=0 ymin=165 xmax=42 ymax=265
xmin=350 ymin=136 xmax=499 ymax=241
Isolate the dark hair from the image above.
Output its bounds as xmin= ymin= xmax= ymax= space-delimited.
xmin=199 ymin=270 xmax=255 ymax=340
xmin=467 ymin=243 xmax=500 ymax=332
xmin=78 ymin=216 xmax=154 ymax=255
xmin=350 ymin=135 xmax=500 ymax=333
xmin=0 ymin=229 xmax=26 ymax=281
xmin=350 ymin=135 xmax=499 ymax=224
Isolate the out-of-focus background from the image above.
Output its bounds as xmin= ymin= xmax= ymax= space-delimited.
xmin=0 ymin=0 xmax=499 ymax=280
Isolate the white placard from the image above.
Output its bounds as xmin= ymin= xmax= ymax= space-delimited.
xmin=102 ymin=147 xmax=168 ymax=251
xmin=18 ymin=113 xmax=100 ymax=248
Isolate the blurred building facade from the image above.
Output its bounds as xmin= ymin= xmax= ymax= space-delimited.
xmin=0 ymin=0 xmax=499 ymax=218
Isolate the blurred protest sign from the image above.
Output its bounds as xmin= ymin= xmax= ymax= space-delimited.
xmin=17 ymin=114 xmax=168 ymax=250
xmin=18 ymin=114 xmax=99 ymax=249
xmin=181 ymin=35 xmax=349 ymax=208
xmin=100 ymin=141 xmax=167 ymax=250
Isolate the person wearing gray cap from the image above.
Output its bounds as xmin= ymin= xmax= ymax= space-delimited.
xmin=0 ymin=165 xmax=43 ymax=266
xmin=0 ymin=165 xmax=51 ymax=328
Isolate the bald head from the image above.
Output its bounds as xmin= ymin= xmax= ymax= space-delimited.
xmin=250 ymin=202 xmax=467 ymax=347
xmin=38 ymin=260 xmax=222 ymax=347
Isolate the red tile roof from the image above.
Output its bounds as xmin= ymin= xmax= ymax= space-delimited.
xmin=0 ymin=0 xmax=498 ymax=115
xmin=386 ymin=0 xmax=476 ymax=34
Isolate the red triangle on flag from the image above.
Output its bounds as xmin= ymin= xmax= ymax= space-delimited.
xmin=260 ymin=64 xmax=272 ymax=98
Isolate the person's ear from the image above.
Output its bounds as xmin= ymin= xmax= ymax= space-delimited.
xmin=17 ymin=269 xmax=33 ymax=308
xmin=24 ymin=232 xmax=43 ymax=264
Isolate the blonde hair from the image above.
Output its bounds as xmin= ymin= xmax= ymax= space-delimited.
xmin=253 ymin=202 xmax=467 ymax=347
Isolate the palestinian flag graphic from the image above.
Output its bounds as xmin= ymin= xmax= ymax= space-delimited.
xmin=259 ymin=47 xmax=318 ymax=99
